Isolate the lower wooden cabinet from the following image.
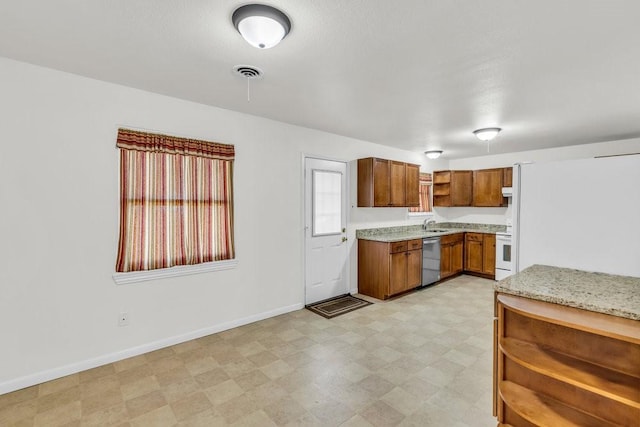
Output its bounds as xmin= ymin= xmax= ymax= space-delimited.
xmin=359 ymin=231 xmax=500 ymax=298
xmin=358 ymin=239 xmax=422 ymax=299
xmin=494 ymin=293 xmax=640 ymax=426
xmin=483 ymin=234 xmax=496 ymax=275
xmin=440 ymin=233 xmax=464 ymax=280
xmin=464 ymin=233 xmax=484 ymax=273
xmin=464 ymin=232 xmax=495 ymax=278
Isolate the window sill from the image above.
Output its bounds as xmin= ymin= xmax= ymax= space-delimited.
xmin=407 ymin=211 xmax=434 ymax=218
xmin=112 ymin=259 xmax=238 ymax=285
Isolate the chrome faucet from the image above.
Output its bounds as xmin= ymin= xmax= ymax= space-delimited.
xmin=423 ymin=219 xmax=436 ymax=230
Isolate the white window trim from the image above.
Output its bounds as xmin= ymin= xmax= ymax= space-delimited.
xmin=407 ymin=211 xmax=434 ymax=218
xmin=407 ymin=180 xmax=433 ymax=217
xmin=113 ymin=259 xmax=238 ymax=285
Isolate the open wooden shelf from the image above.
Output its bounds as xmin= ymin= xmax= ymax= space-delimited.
xmin=500 ymin=381 xmax=619 ymax=427
xmin=432 ymin=170 xmax=472 ymax=207
xmin=497 ymin=294 xmax=640 ymax=344
xmin=494 ymin=292 xmax=640 ymax=426
xmin=500 ymin=337 xmax=640 ymax=408
xmin=433 ymin=170 xmax=450 ymax=184
xmin=433 ymin=183 xmax=450 ymax=196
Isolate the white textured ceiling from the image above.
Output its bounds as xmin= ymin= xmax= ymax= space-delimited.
xmin=1 ymin=1 xmax=639 ymax=159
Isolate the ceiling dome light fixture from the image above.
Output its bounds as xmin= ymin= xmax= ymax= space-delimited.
xmin=232 ymin=4 xmax=291 ymax=49
xmin=425 ymin=150 xmax=443 ymax=159
xmin=473 ymin=127 xmax=502 ymax=142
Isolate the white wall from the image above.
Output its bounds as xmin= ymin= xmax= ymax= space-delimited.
xmin=433 ymin=138 xmax=640 ymax=225
xmin=5 ymin=56 xmax=637 ymax=393
xmin=449 ymin=138 xmax=640 ymax=170
xmin=0 ymin=57 xmax=430 ymax=393
xmin=515 ymin=156 xmax=640 ymax=277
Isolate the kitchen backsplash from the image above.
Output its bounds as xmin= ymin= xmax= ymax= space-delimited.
xmin=436 ymin=222 xmax=507 ymax=233
xmin=356 ymin=222 xmax=506 ymax=238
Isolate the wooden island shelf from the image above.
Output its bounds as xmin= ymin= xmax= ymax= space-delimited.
xmin=493 ymin=266 xmax=640 ymax=427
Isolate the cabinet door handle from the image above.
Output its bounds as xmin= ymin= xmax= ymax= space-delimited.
xmin=342 ymin=237 xmax=348 ymax=242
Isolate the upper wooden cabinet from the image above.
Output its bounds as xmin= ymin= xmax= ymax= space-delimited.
xmin=433 ymin=170 xmax=473 ymax=207
xmin=473 ymin=168 xmax=510 ymax=207
xmin=389 ymin=161 xmax=406 ymax=206
xmin=503 ymin=167 xmax=513 ymax=187
xmin=358 ymin=158 xmax=420 ymax=207
xmin=371 ymin=158 xmax=390 ymax=206
xmin=433 ymin=167 xmax=512 ymax=208
xmin=405 ymin=163 xmax=420 ymax=207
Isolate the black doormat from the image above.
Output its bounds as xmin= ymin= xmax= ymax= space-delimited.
xmin=306 ymin=294 xmax=372 ymax=319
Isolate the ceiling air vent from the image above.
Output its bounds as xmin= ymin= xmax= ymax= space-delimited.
xmin=233 ymin=65 xmax=263 ymax=79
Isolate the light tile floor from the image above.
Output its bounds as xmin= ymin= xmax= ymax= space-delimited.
xmin=0 ymin=275 xmax=498 ymax=426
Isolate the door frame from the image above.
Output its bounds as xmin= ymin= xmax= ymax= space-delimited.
xmin=301 ymin=153 xmax=351 ymax=304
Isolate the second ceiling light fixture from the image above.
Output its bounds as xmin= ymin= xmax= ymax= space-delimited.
xmin=473 ymin=127 xmax=502 ymax=141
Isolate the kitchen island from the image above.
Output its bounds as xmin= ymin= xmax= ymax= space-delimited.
xmin=493 ymin=265 xmax=640 ymax=427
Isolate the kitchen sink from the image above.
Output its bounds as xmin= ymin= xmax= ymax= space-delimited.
xmin=426 ymin=229 xmax=450 ymax=233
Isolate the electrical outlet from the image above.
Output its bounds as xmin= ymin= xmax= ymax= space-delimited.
xmin=118 ymin=312 xmax=130 ymax=327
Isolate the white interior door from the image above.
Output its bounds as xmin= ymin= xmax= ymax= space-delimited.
xmin=304 ymin=157 xmax=348 ymax=305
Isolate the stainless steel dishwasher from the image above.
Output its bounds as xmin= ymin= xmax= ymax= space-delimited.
xmin=422 ymin=237 xmax=441 ymax=286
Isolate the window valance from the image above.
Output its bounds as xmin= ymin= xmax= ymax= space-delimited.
xmin=419 ymin=173 xmax=433 ymax=183
xmin=409 ymin=173 xmax=433 ymax=213
xmin=116 ymin=128 xmax=235 ymax=161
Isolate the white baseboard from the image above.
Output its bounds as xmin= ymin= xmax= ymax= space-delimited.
xmin=0 ymin=302 xmax=304 ymax=395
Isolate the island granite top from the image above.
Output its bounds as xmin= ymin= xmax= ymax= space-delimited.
xmin=495 ymin=265 xmax=640 ymax=321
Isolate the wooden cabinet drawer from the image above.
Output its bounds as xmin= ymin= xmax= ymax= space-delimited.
xmin=407 ymin=239 xmax=422 ymax=250
xmin=441 ymin=233 xmax=463 ymax=245
xmin=390 ymin=241 xmax=408 ymax=253
xmin=466 ymin=232 xmax=483 ymax=242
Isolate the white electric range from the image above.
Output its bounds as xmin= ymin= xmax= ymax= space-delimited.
xmin=495 ymin=224 xmax=513 ymax=281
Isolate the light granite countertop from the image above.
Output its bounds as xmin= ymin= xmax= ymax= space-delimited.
xmin=356 ymin=222 xmax=506 ymax=242
xmin=495 ymin=265 xmax=640 ymax=321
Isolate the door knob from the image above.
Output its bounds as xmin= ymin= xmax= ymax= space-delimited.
xmin=342 ymin=237 xmax=348 ymax=242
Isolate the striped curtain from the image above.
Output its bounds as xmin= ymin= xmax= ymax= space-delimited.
xmin=115 ymin=129 xmax=234 ymax=273
xmin=409 ymin=173 xmax=433 ymax=213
